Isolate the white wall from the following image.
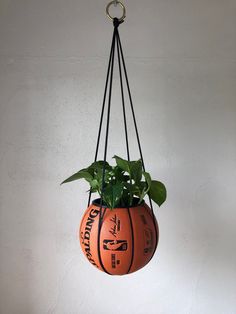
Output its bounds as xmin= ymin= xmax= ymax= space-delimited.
xmin=0 ymin=0 xmax=236 ymax=313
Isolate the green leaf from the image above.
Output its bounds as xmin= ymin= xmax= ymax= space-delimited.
xmin=87 ymin=161 xmax=111 ymax=184
xmin=113 ymin=166 xmax=126 ymax=181
xmin=138 ymin=171 xmax=152 ymax=203
xmin=137 ymin=181 xmax=148 ymax=203
xmin=143 ymin=171 xmax=152 ymax=193
xmin=113 ymin=155 xmax=142 ymax=183
xmin=113 ymin=155 xmax=129 ymax=172
xmin=149 ymin=180 xmax=167 ymax=206
xmin=89 ymin=161 xmax=112 ymax=172
xmin=86 ymin=187 xmax=97 ymax=193
xmin=121 ymin=188 xmax=130 ymax=206
xmin=95 ymin=168 xmax=111 ymax=186
xmin=124 ymin=183 xmax=139 ymax=194
xmin=130 ymin=160 xmax=142 ymax=182
xmin=91 ymin=179 xmax=99 ymax=189
xmin=61 ymin=157 xmax=167 ymax=209
xmin=103 ymin=182 xmax=124 ymax=209
xmin=61 ymin=169 xmax=93 ymax=185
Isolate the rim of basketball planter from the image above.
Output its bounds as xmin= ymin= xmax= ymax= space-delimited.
xmin=92 ymin=197 xmax=145 ymax=208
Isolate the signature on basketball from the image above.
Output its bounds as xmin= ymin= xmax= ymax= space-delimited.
xmin=109 ymin=214 xmax=120 ymax=238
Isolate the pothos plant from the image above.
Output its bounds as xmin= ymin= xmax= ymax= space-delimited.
xmin=61 ymin=155 xmax=166 ymax=209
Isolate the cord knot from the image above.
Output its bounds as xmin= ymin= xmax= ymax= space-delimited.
xmin=113 ymin=17 xmax=123 ymax=28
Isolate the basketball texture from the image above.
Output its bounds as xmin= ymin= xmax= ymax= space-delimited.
xmin=79 ymin=199 xmax=159 ymax=275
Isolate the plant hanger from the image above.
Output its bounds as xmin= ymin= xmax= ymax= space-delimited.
xmin=62 ymin=1 xmax=166 ymax=275
xmin=86 ymin=1 xmax=158 ymax=271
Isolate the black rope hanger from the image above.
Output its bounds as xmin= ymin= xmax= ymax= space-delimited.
xmin=87 ymin=10 xmax=158 ymax=274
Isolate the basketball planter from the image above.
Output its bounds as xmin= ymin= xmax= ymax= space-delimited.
xmin=62 ymin=156 xmax=166 ymax=275
xmin=79 ymin=199 xmax=158 ymax=275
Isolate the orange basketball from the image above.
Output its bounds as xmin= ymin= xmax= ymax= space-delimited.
xmin=78 ymin=198 xmax=159 ymax=275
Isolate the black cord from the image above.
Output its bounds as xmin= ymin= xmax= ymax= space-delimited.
xmin=99 ymin=26 xmax=116 ymax=214
xmin=87 ymin=27 xmax=117 ymax=207
xmin=116 ymin=27 xmax=135 ymax=273
xmin=116 ymin=30 xmax=158 ymax=258
xmin=116 ymin=28 xmax=130 ymax=161
xmin=97 ymin=22 xmax=117 ymax=274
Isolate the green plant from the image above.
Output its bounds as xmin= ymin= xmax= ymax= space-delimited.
xmin=61 ymin=155 xmax=166 ymax=209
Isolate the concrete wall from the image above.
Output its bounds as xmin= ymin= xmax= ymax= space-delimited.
xmin=0 ymin=0 xmax=236 ymax=313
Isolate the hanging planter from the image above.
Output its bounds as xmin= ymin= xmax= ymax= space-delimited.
xmin=61 ymin=1 xmax=167 ymax=275
xmin=80 ymin=199 xmax=158 ymax=275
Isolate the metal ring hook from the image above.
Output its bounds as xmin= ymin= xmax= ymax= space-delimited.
xmin=106 ymin=1 xmax=126 ymax=22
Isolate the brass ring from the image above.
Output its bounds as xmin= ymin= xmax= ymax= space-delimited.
xmin=106 ymin=1 xmax=126 ymax=22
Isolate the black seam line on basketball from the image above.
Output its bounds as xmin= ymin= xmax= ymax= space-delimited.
xmin=147 ymin=204 xmax=159 ymax=259
xmin=87 ymin=24 xmax=116 ymax=207
xmin=146 ymin=206 xmax=159 ymax=263
xmin=97 ymin=208 xmax=111 ymax=275
xmin=117 ymin=31 xmax=158 ymax=257
xmin=126 ymin=207 xmax=135 ymax=274
xmin=152 ymin=218 xmax=159 ymax=258
xmin=148 ymin=221 xmax=158 ymax=262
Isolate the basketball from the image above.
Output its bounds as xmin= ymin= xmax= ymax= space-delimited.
xmin=79 ymin=199 xmax=159 ymax=275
